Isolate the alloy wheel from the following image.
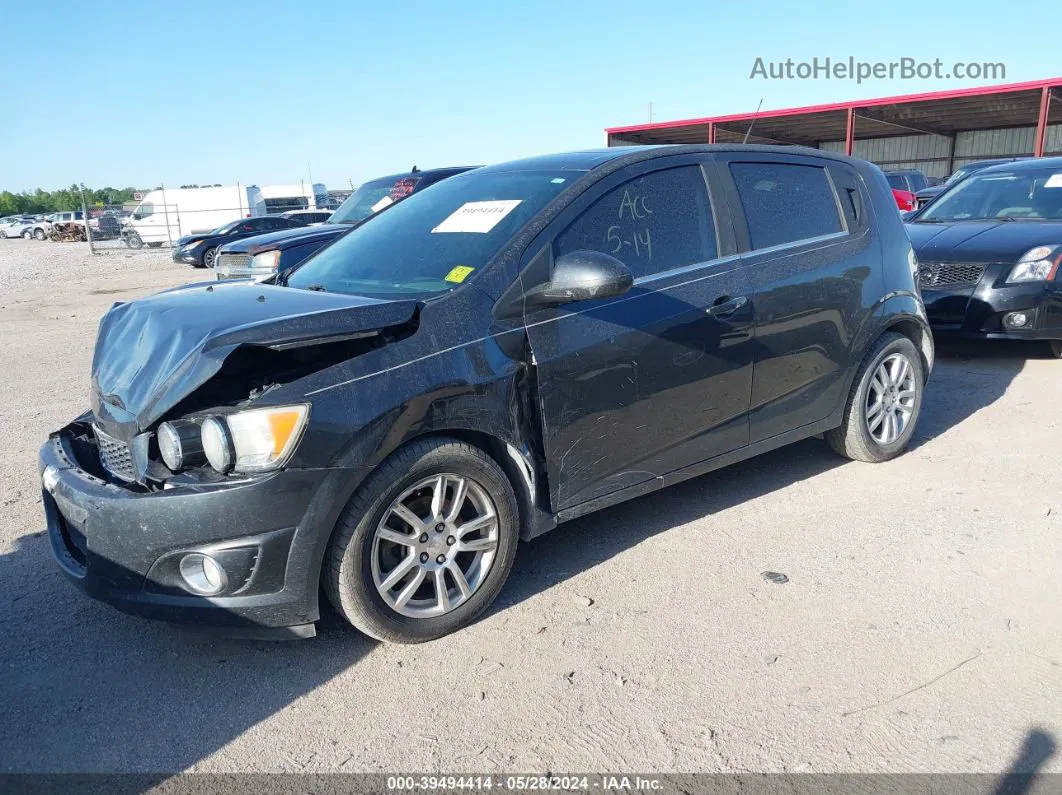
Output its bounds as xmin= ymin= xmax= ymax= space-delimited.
xmin=371 ymin=474 xmax=500 ymax=619
xmin=865 ymin=352 xmax=917 ymax=445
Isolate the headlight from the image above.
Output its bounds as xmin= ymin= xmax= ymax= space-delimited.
xmin=182 ymin=240 xmax=202 ymax=250
xmin=158 ymin=419 xmax=205 ymax=471
xmin=250 ymin=250 xmax=281 ymax=270
xmin=1007 ymin=245 xmax=1062 ymax=284
xmin=201 ymin=405 xmax=310 ymax=474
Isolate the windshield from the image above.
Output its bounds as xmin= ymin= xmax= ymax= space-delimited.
xmin=287 ymin=170 xmax=572 ymax=297
xmin=944 ymin=167 xmax=972 ymax=186
xmin=919 ymin=167 xmax=1062 ymax=222
xmin=328 ymin=175 xmax=423 ymax=224
xmin=208 ymin=220 xmax=242 ymax=235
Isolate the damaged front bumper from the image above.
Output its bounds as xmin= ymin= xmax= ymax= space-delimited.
xmin=38 ymin=416 xmax=345 ymax=638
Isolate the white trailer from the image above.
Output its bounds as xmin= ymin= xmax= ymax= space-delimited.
xmin=259 ymin=182 xmax=329 ymax=214
xmin=127 ymin=185 xmax=266 ymax=245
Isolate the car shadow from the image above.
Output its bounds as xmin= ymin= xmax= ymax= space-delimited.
xmin=497 ymin=336 xmax=1037 ymax=614
xmin=0 ymin=530 xmax=371 ymax=775
xmin=909 ymin=336 xmax=1041 ymax=451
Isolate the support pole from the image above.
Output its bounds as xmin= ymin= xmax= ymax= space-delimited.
xmin=708 ymin=122 xmax=716 ymax=144
xmin=845 ymin=107 xmax=856 ymax=156
xmin=1034 ymin=86 xmax=1051 ymax=158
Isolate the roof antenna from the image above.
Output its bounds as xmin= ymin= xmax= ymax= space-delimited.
xmin=411 ymin=165 xmax=420 ymax=173
xmin=742 ymin=98 xmax=764 ymax=144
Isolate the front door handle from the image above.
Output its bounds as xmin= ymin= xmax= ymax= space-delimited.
xmin=706 ymin=295 xmax=748 ymax=318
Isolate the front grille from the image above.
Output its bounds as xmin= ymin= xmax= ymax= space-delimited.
xmin=93 ymin=425 xmax=136 ymax=482
xmin=216 ymin=252 xmax=250 ymax=270
xmin=918 ymin=262 xmax=987 ymax=289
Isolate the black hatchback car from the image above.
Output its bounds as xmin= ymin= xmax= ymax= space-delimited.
xmin=173 ymin=215 xmax=306 ymax=268
xmin=906 ymin=157 xmax=1062 ymax=357
xmin=40 ymin=145 xmax=932 ymax=642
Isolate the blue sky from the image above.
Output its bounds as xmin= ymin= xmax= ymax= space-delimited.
xmin=2 ymin=0 xmax=1058 ymax=193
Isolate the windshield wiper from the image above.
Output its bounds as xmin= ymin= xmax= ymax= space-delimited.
xmin=304 ymin=284 xmax=329 ymax=292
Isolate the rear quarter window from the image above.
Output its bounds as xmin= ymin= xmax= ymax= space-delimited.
xmin=730 ymin=162 xmax=843 ymax=250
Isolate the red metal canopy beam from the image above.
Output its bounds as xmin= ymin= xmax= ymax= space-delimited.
xmin=605 ymin=75 xmax=1062 ymax=136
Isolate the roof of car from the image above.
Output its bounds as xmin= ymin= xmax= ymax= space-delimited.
xmin=975 ymin=156 xmax=1062 ymax=174
xmin=364 ymin=166 xmax=479 ymax=185
xmin=475 ymin=144 xmax=856 ymax=175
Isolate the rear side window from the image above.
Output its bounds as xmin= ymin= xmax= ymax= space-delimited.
xmin=555 ymin=166 xmax=717 ymax=279
xmin=730 ymin=162 xmax=843 ymax=250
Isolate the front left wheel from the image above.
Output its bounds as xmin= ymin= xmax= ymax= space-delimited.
xmin=325 ymin=437 xmax=520 ymax=643
xmin=201 ymin=246 xmax=217 ymax=268
xmin=1050 ymin=340 xmax=1062 ymax=359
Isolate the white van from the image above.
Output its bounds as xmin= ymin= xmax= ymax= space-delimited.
xmin=127 ymin=185 xmax=266 ymax=245
xmin=259 ymin=182 xmax=328 ymax=214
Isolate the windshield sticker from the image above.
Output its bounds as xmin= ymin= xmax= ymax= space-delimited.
xmin=1044 ymin=174 xmax=1062 ymax=188
xmin=432 ymin=200 xmax=522 ymax=234
xmin=551 ymin=178 xmax=566 ymax=184
xmin=444 ymin=265 xmax=476 ymax=284
xmin=370 ymin=196 xmax=394 ymax=213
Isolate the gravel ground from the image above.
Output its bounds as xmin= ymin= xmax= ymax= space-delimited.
xmin=0 ymin=239 xmax=1060 ymax=776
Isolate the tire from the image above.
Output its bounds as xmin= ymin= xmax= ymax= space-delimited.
xmin=34 ymin=228 xmax=46 ymax=240
xmin=124 ymin=232 xmax=143 ymax=249
xmin=0 ymin=231 xmax=7 ymax=239
xmin=200 ymin=247 xmax=217 ymax=268
xmin=21 ymin=230 xmax=31 ymax=239
xmin=325 ymin=437 xmax=520 ymax=643
xmin=1050 ymin=340 xmax=1062 ymax=359
xmin=825 ymin=332 xmax=925 ymax=463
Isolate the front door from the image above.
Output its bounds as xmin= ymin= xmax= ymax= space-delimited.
xmin=524 ymin=158 xmax=756 ymax=513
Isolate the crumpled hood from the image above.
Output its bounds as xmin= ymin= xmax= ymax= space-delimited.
xmin=906 ymin=220 xmax=1062 ymax=263
xmin=91 ymin=280 xmax=418 ymax=430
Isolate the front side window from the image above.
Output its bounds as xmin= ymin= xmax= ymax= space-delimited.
xmin=288 ymin=170 xmax=571 ymax=297
xmin=730 ymin=162 xmax=843 ymax=250
xmin=137 ymin=202 xmax=154 ymax=218
xmin=554 ymin=166 xmax=717 ymax=279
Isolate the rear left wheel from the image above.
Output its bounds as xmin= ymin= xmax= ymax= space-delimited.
xmin=1050 ymin=340 xmax=1062 ymax=359
xmin=21 ymin=230 xmax=31 ymax=239
xmin=325 ymin=437 xmax=519 ymax=643
xmin=826 ymin=332 xmax=924 ymax=463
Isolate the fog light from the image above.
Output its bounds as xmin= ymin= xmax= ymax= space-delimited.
xmin=178 ymin=553 xmax=228 ymax=596
xmin=1005 ymin=312 xmax=1029 ymax=328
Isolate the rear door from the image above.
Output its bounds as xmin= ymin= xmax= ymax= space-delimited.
xmin=523 ymin=155 xmax=756 ymax=512
xmin=713 ymin=153 xmax=877 ymax=443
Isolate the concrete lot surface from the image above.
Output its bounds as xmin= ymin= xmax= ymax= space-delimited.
xmin=0 ymin=239 xmax=1059 ymax=774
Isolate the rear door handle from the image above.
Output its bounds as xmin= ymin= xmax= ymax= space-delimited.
xmin=706 ymin=295 xmax=748 ymax=318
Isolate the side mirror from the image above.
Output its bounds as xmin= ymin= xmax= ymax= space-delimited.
xmin=132 ymin=213 xmax=141 ymax=221
xmin=527 ymin=250 xmax=634 ymax=306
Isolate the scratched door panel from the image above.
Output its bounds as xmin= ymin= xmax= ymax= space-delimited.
xmin=525 ymin=159 xmax=755 ymax=513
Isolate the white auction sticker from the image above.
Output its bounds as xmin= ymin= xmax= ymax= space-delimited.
xmin=1044 ymin=174 xmax=1062 ymax=188
xmin=371 ymin=195 xmax=394 ymax=212
xmin=432 ymin=200 xmax=522 ymax=234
